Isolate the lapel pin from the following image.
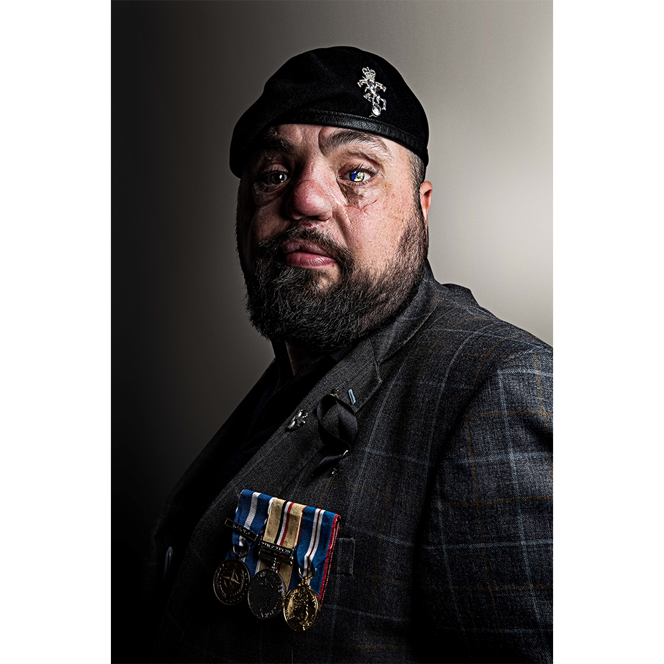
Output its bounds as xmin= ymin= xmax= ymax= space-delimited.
xmin=287 ymin=410 xmax=308 ymax=430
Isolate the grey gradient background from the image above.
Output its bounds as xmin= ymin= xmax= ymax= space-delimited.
xmin=112 ymin=1 xmax=551 ymax=659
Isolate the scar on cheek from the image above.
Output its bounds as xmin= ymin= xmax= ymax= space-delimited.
xmin=347 ymin=194 xmax=379 ymax=212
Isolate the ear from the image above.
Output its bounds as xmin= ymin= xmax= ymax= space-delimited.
xmin=419 ymin=181 xmax=433 ymax=229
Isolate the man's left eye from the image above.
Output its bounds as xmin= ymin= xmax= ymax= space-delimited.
xmin=346 ymin=169 xmax=373 ymax=183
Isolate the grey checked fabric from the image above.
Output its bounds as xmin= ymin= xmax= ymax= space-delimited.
xmin=142 ymin=265 xmax=553 ymax=663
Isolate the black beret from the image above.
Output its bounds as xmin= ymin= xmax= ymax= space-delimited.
xmin=230 ymin=46 xmax=429 ymax=177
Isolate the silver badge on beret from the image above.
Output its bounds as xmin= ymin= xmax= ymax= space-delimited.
xmin=357 ymin=67 xmax=386 ymax=117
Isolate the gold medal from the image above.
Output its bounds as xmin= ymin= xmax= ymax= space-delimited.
xmin=283 ymin=581 xmax=320 ymax=631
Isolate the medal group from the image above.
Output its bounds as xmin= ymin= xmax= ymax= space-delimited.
xmin=213 ymin=490 xmax=340 ymax=632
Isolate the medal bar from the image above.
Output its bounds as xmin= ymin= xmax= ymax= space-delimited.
xmin=216 ymin=490 xmax=341 ymax=630
xmin=213 ymin=491 xmax=271 ymax=606
xmin=224 ymin=517 xmax=258 ymax=542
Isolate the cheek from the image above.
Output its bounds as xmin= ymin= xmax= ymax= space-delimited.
xmin=239 ymin=205 xmax=290 ymax=271
xmin=342 ymin=186 xmax=380 ymax=211
xmin=250 ymin=206 xmax=288 ymax=244
xmin=236 ymin=220 xmax=253 ymax=274
xmin=339 ymin=187 xmax=382 ymax=242
xmin=237 ymin=216 xmax=274 ymax=276
xmin=344 ymin=197 xmax=413 ymax=266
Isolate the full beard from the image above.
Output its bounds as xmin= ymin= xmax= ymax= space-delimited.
xmin=241 ymin=214 xmax=427 ymax=353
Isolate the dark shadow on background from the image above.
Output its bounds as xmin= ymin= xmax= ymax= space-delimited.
xmin=112 ymin=3 xmax=274 ymax=659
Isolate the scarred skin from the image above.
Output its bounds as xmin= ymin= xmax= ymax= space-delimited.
xmin=236 ymin=124 xmax=433 ymax=372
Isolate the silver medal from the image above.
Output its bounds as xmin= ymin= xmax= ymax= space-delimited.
xmin=247 ymin=568 xmax=286 ymax=620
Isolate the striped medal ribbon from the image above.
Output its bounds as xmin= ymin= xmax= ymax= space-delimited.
xmin=283 ymin=505 xmax=340 ymax=631
xmin=248 ymin=498 xmax=304 ymax=619
xmin=212 ymin=490 xmax=271 ymax=605
xmin=229 ymin=490 xmax=274 ymax=575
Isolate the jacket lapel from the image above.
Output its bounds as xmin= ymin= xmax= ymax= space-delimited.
xmin=153 ymin=266 xmax=451 ymax=649
xmin=187 ymin=264 xmax=444 ymax=538
xmin=161 ymin=265 xmax=444 ymax=598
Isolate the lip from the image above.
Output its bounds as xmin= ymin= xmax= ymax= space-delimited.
xmin=280 ymin=240 xmax=337 ymax=269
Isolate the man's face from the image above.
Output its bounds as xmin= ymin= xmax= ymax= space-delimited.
xmin=236 ymin=124 xmax=432 ymax=351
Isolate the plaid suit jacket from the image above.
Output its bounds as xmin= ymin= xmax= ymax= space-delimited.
xmin=142 ymin=265 xmax=553 ymax=663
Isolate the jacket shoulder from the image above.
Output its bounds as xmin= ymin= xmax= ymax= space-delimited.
xmin=376 ymin=275 xmax=552 ymax=444
xmin=422 ymin=277 xmax=552 ymax=364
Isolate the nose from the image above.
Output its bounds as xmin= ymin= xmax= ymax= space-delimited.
xmin=283 ymin=174 xmax=333 ymax=226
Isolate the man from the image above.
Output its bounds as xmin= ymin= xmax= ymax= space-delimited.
xmin=141 ymin=46 xmax=552 ymax=663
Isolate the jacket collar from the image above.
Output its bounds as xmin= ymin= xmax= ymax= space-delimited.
xmin=367 ymin=260 xmax=442 ymax=368
xmin=158 ymin=263 xmax=445 ymax=545
xmin=151 ymin=262 xmax=448 ymax=630
xmin=200 ymin=263 xmax=444 ymax=503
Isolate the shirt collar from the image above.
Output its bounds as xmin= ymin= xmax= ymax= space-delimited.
xmin=271 ymin=340 xmax=353 ymax=387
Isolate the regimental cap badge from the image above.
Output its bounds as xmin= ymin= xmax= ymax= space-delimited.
xmin=357 ymin=67 xmax=387 ymax=117
xmin=230 ymin=47 xmax=430 ymax=177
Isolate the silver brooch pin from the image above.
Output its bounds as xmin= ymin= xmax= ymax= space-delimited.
xmin=286 ymin=409 xmax=308 ymax=430
xmin=357 ymin=67 xmax=387 ymax=117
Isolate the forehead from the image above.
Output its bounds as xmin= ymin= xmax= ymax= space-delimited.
xmin=251 ymin=124 xmax=409 ymax=164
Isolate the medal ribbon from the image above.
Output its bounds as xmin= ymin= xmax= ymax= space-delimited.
xmin=258 ymin=497 xmax=305 ymax=588
xmin=288 ymin=505 xmax=340 ymax=604
xmin=225 ymin=490 xmax=273 ymax=576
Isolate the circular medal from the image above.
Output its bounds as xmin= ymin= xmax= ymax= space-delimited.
xmin=247 ymin=568 xmax=285 ymax=619
xmin=283 ymin=583 xmax=320 ymax=631
xmin=213 ymin=558 xmax=250 ymax=605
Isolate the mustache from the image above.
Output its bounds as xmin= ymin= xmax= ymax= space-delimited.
xmin=255 ymin=226 xmax=354 ymax=271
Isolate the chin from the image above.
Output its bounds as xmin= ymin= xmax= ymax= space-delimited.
xmin=275 ymin=262 xmax=339 ymax=288
xmin=305 ymin=268 xmax=339 ymax=290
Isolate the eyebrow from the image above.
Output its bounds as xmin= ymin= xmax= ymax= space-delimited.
xmin=251 ymin=128 xmax=296 ymax=155
xmin=251 ymin=127 xmax=394 ymax=161
xmin=320 ymin=129 xmax=393 ymax=161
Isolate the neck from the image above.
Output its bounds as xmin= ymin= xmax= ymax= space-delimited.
xmin=285 ymin=342 xmax=320 ymax=376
